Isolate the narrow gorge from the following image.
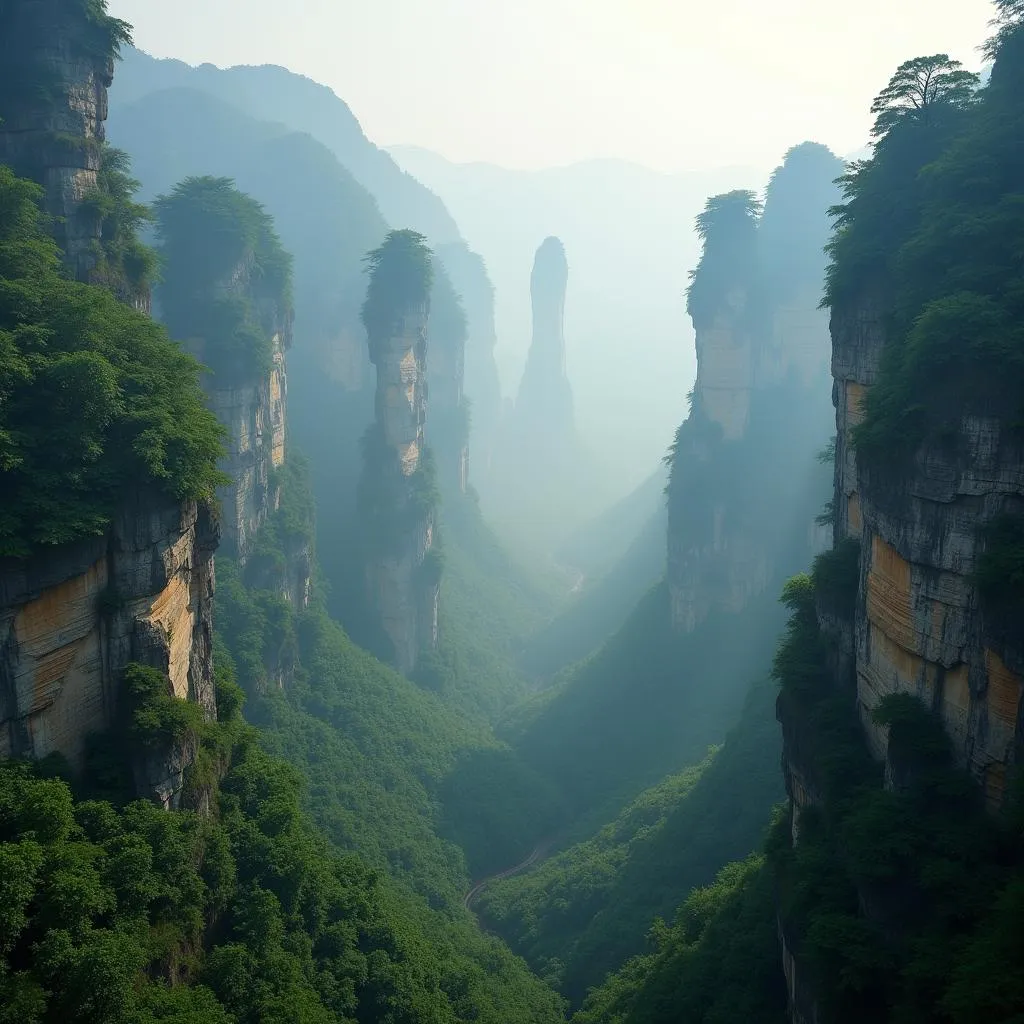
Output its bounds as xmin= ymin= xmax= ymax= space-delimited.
xmin=1 ymin=3 xmax=1023 ymax=1024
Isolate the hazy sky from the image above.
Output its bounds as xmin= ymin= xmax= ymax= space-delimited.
xmin=109 ymin=0 xmax=993 ymax=172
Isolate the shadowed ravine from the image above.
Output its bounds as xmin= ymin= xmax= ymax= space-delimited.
xmin=465 ymin=841 xmax=552 ymax=910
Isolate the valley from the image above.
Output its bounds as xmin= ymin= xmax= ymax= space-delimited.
xmin=0 ymin=3 xmax=1022 ymax=1023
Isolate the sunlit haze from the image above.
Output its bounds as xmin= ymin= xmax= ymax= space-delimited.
xmin=109 ymin=0 xmax=992 ymax=173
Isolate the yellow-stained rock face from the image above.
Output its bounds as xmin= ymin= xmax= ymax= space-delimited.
xmin=695 ymin=320 xmax=754 ymax=442
xmin=0 ymin=499 xmax=219 ymax=806
xmin=362 ymin=302 xmax=437 ymax=674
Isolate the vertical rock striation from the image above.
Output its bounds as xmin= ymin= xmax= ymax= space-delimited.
xmin=437 ymin=241 xmax=501 ymax=480
xmin=0 ymin=7 xmax=224 ymax=807
xmin=667 ymin=144 xmax=843 ymax=634
xmin=154 ymin=177 xmax=297 ymax=570
xmin=0 ymin=0 xmax=125 ymax=281
xmin=0 ymin=497 xmax=219 ymax=808
xmin=515 ymin=236 xmax=574 ymax=442
xmin=427 ymin=262 xmax=470 ymax=495
xmin=359 ymin=231 xmax=440 ymax=675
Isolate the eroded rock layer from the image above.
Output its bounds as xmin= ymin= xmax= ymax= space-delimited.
xmin=0 ymin=0 xmax=114 ymax=280
xmin=0 ymin=498 xmax=219 ymax=807
xmin=365 ymin=304 xmax=439 ymax=675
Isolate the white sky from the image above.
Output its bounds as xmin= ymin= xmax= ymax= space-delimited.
xmin=109 ymin=0 xmax=994 ymax=173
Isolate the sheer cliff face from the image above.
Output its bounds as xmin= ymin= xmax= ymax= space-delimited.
xmin=0 ymin=498 xmax=219 ymax=808
xmin=829 ymin=302 xmax=1023 ymax=809
xmin=668 ymin=150 xmax=842 ymax=635
xmin=668 ymin=293 xmax=832 ymax=633
xmin=364 ymin=295 xmax=439 ymax=675
xmin=515 ymin=237 xmax=574 ymax=441
xmin=0 ymin=0 xmax=115 ymax=281
xmin=427 ymin=266 xmax=470 ymax=494
xmin=437 ymin=243 xmax=500 ymax=475
xmin=196 ymin=331 xmax=288 ymax=563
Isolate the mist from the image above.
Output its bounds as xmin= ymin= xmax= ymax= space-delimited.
xmin=3 ymin=3 xmax=1021 ymax=1024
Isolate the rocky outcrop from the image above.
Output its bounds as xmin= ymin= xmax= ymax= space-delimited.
xmin=0 ymin=0 xmax=119 ymax=281
xmin=197 ymin=323 xmax=291 ymax=565
xmin=514 ymin=237 xmax=574 ymax=441
xmin=427 ymin=264 xmax=470 ymax=495
xmin=360 ymin=231 xmax=440 ymax=675
xmin=668 ymin=284 xmax=834 ymax=634
xmin=0 ymin=497 xmax=219 ymax=808
xmin=667 ymin=150 xmax=842 ymax=636
xmin=827 ymin=301 xmax=1024 ymax=809
xmin=436 ymin=242 xmax=501 ymax=478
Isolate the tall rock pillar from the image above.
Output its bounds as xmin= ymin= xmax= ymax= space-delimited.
xmin=0 ymin=0 xmax=126 ymax=281
xmin=515 ymin=236 xmax=574 ymax=440
xmin=359 ymin=231 xmax=440 ymax=675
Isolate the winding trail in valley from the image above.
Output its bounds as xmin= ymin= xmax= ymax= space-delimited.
xmin=464 ymin=840 xmax=552 ymax=910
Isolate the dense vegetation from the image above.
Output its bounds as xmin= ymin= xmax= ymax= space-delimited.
xmin=361 ymin=230 xmax=434 ymax=350
xmin=572 ymin=851 xmax=788 ymax=1024
xmin=0 ymin=658 xmax=492 ymax=1024
xmin=480 ymin=677 xmax=782 ymax=1005
xmin=827 ymin=23 xmax=1024 ymax=460
xmin=155 ymin=176 xmax=293 ymax=379
xmin=0 ymin=165 xmax=224 ymax=556
xmin=81 ymin=145 xmax=158 ymax=300
xmin=507 ymin=579 xmax=788 ymax=833
xmin=214 ymin=467 xmax=568 ymax=1022
xmin=768 ymin=559 xmax=1024 ymax=1023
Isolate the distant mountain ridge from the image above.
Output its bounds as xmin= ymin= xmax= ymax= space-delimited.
xmin=114 ymin=48 xmax=461 ymax=244
xmin=389 ymin=144 xmax=765 ymax=491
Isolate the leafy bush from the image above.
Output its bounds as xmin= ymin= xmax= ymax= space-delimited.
xmin=361 ymin=229 xmax=434 ymax=348
xmin=155 ymin=176 xmax=293 ymax=380
xmin=0 ymin=166 xmax=226 ymax=557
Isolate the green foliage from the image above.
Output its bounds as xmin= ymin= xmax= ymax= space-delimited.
xmin=214 ymin=476 xmax=566 ymax=1022
xmin=122 ymin=664 xmax=205 ymax=749
xmin=361 ymin=229 xmax=434 ymax=347
xmin=869 ymin=55 xmax=979 ymax=139
xmin=811 ymin=538 xmax=861 ymax=618
xmin=155 ymin=177 xmax=293 ymax=380
xmin=480 ymin=679 xmax=783 ymax=1006
xmin=976 ymin=514 xmax=1024 ymax=616
xmin=511 ymin=580 xmax=790 ymax=833
xmin=0 ymin=165 xmax=225 ymax=557
xmin=81 ymin=146 xmax=158 ymax=297
xmin=829 ymin=27 xmax=1024 ymax=456
xmin=770 ymin=557 xmax=1024 ymax=1023
xmin=685 ymin=190 xmax=761 ymax=327
xmin=0 ymin=733 xmax=487 ymax=1024
xmin=572 ymin=854 xmax=787 ymax=1024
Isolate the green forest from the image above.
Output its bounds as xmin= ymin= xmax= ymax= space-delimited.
xmin=2 ymin=1 xmax=1024 ymax=1023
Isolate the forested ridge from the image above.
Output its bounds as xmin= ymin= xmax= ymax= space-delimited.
xmin=3 ymin=1 xmax=1024 ymax=1023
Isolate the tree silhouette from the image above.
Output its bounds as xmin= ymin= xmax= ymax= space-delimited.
xmin=869 ymin=55 xmax=979 ymax=139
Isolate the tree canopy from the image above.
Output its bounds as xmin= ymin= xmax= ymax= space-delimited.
xmin=155 ymin=176 xmax=293 ymax=380
xmin=869 ymin=55 xmax=979 ymax=139
xmin=0 ymin=165 xmax=225 ymax=556
xmin=360 ymin=229 xmax=434 ymax=347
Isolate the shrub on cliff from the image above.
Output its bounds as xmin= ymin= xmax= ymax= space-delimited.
xmin=361 ymin=229 xmax=434 ymax=349
xmin=155 ymin=176 xmax=293 ymax=380
xmin=0 ymin=166 xmax=225 ymax=557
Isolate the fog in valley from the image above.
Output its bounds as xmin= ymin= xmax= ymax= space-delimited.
xmin=2 ymin=2 xmax=1021 ymax=1023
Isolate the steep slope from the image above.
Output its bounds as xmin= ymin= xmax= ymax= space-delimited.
xmin=389 ymin=147 xmax=761 ymax=488
xmin=666 ymin=142 xmax=842 ymax=635
xmin=480 ymin=677 xmax=783 ymax=1006
xmin=773 ymin=26 xmax=1024 ymax=1023
xmin=112 ymin=47 xmax=460 ymax=244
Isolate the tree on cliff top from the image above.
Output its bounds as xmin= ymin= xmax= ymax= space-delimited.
xmin=155 ymin=176 xmax=293 ymax=379
xmin=869 ymin=55 xmax=979 ymax=139
xmin=685 ymin=190 xmax=761 ymax=328
xmin=361 ymin=229 xmax=434 ymax=347
xmin=0 ymin=166 xmax=225 ymax=556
